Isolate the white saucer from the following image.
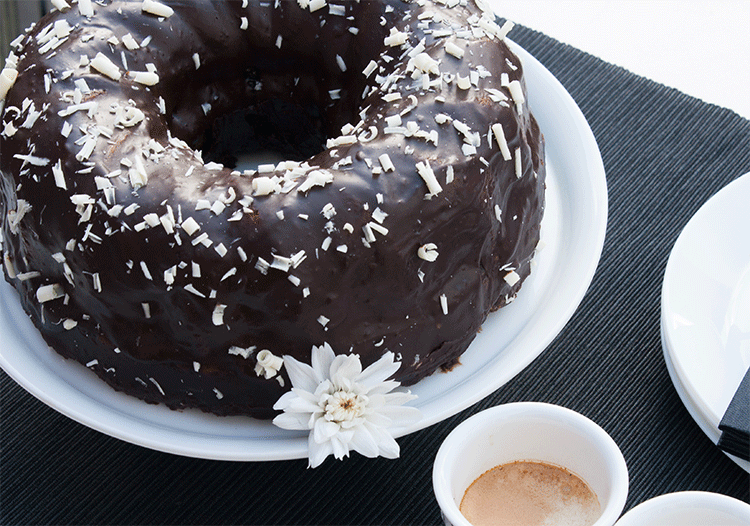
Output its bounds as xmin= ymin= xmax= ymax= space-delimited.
xmin=661 ymin=171 xmax=750 ymax=473
xmin=615 ymin=491 xmax=750 ymax=526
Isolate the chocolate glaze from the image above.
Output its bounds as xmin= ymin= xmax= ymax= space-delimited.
xmin=0 ymin=0 xmax=545 ymax=418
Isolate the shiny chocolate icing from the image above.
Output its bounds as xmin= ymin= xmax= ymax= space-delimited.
xmin=0 ymin=0 xmax=545 ymax=418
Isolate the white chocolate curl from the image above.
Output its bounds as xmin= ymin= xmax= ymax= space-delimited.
xmin=255 ymin=350 xmax=284 ymax=379
xmin=0 ymin=68 xmax=19 ymax=101
xmin=418 ymin=243 xmax=439 ymax=262
xmin=50 ymin=0 xmax=71 ymax=11
xmin=91 ymin=53 xmax=121 ymax=81
xmin=141 ymin=0 xmax=174 ymax=18
xmin=37 ymin=283 xmax=65 ymax=303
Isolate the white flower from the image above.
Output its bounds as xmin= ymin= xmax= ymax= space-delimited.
xmin=272 ymin=342 xmax=422 ymax=468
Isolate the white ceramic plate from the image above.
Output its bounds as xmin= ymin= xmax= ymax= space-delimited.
xmin=615 ymin=491 xmax=750 ymax=526
xmin=0 ymin=40 xmax=608 ymax=461
xmin=661 ymin=171 xmax=750 ymax=473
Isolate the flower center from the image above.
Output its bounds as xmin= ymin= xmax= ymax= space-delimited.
xmin=324 ymin=390 xmax=367 ymax=423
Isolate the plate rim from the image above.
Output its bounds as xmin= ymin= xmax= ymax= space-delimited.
xmin=0 ymin=39 xmax=608 ymax=461
xmin=615 ymin=491 xmax=750 ymax=525
xmin=661 ymin=171 xmax=750 ymax=473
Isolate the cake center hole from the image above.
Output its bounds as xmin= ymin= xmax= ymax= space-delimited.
xmin=200 ymin=98 xmax=327 ymax=171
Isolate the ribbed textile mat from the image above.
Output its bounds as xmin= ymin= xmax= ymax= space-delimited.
xmin=2 ymin=23 xmax=749 ymax=526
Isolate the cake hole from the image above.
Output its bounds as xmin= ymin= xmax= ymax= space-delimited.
xmin=200 ymin=98 xmax=327 ymax=170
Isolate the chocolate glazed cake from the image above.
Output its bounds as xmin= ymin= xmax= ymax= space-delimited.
xmin=0 ymin=0 xmax=545 ymax=419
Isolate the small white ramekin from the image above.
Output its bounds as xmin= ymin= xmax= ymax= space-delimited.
xmin=433 ymin=402 xmax=629 ymax=526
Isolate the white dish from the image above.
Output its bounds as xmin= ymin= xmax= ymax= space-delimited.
xmin=434 ymin=403 xmax=628 ymax=526
xmin=615 ymin=491 xmax=750 ymax=526
xmin=661 ymin=171 xmax=750 ymax=473
xmin=0 ymin=40 xmax=608 ymax=461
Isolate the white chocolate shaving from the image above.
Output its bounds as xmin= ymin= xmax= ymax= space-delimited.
xmin=416 ymin=161 xmax=442 ymax=196
xmin=254 ymin=350 xmax=283 ymax=379
xmin=122 ymin=33 xmax=140 ymax=50
xmin=412 ymin=53 xmax=439 ymax=76
xmin=3 ymin=253 xmax=16 ymax=279
xmin=378 ymin=153 xmax=395 ymax=172
xmin=212 ymin=304 xmax=227 ymax=326
xmin=497 ymin=20 xmax=515 ymax=40
xmin=384 ymin=28 xmax=408 ymax=47
xmin=440 ymin=294 xmax=448 ymax=315
xmin=51 ymin=0 xmax=71 ymax=11
xmin=308 ymin=0 xmax=327 ymax=12
xmin=181 ymin=217 xmax=201 ymax=236
xmin=37 ymin=283 xmax=65 ymax=303
xmin=115 ymin=106 xmax=145 ymax=128
xmin=329 ymin=3 xmax=345 ymax=15
xmin=140 ymin=261 xmax=153 ymax=281
xmin=78 ymin=0 xmax=94 ymax=17
xmin=336 ymin=54 xmax=347 ymax=72
xmin=504 ymin=270 xmax=521 ymax=286
xmin=91 ymin=53 xmax=122 ymax=81
xmin=508 ymin=80 xmax=525 ymax=112
xmin=142 ymin=0 xmax=174 ymax=18
xmin=492 ymin=123 xmax=512 ymax=161
xmin=252 ymin=176 xmax=278 ymax=196
xmin=297 ymin=169 xmax=333 ymax=193
xmin=444 ymin=41 xmax=465 ymax=59
xmin=456 ymin=74 xmax=471 ymax=90
xmin=229 ymin=345 xmax=256 ymax=359
xmin=271 ymin=255 xmax=292 ymax=272
xmin=130 ymin=71 xmax=159 ymax=86
xmin=52 ymin=159 xmax=66 ymax=190
xmin=363 ymin=60 xmax=378 ymax=78
xmin=368 ymin=222 xmax=388 ymax=237
xmin=418 ymin=243 xmax=439 ymax=262
xmin=515 ymin=147 xmax=522 ymax=178
xmin=0 ymin=68 xmax=19 ymax=101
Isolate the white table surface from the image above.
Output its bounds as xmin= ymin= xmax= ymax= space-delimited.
xmin=494 ymin=0 xmax=750 ymax=120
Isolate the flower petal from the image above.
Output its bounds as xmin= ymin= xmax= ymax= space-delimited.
xmin=382 ymin=390 xmax=418 ymax=406
xmin=363 ymin=420 xmax=400 ymax=459
xmin=356 ymin=351 xmax=400 ymax=390
xmin=286 ymin=394 xmax=324 ymax=414
xmin=363 ymin=410 xmax=392 ymax=428
xmin=308 ymin=432 xmax=333 ymax=468
xmin=313 ymin=379 xmax=334 ymax=399
xmin=311 ymin=342 xmax=335 ymax=383
xmin=307 ymin=411 xmax=319 ymax=429
xmin=273 ymin=412 xmax=312 ymax=431
xmin=377 ymin=433 xmax=400 ymax=459
xmin=365 ymin=380 xmax=401 ymax=396
xmin=282 ymin=354 xmax=319 ymax=393
xmin=330 ymin=354 xmax=361 ymax=390
xmin=330 ymin=433 xmax=352 ymax=460
xmin=377 ymin=405 xmax=422 ymax=427
xmin=313 ymin=419 xmax=340 ymax=443
xmin=349 ymin=425 xmax=381 ymax=458
xmin=365 ymin=393 xmax=386 ymax=410
xmin=272 ymin=390 xmax=297 ymax=411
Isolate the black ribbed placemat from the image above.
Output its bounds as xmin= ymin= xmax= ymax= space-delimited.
xmin=2 ymin=23 xmax=749 ymax=526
